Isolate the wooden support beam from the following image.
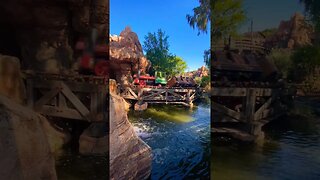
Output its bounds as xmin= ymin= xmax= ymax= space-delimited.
xmin=33 ymin=80 xmax=101 ymax=92
xmin=34 ymin=86 xmax=61 ymax=110
xmin=211 ymin=87 xmax=273 ymax=97
xmin=40 ymin=105 xmax=84 ymax=120
xmin=254 ymin=97 xmax=272 ymax=120
xmin=212 ymin=101 xmax=242 ymax=121
xmin=244 ymin=88 xmax=256 ymax=122
xmin=60 ymin=82 xmax=90 ymax=121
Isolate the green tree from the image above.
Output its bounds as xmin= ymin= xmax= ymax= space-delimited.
xmin=267 ymin=49 xmax=292 ymax=78
xmin=187 ymin=0 xmax=246 ymax=42
xmin=300 ymin=0 xmax=320 ymax=32
xmin=170 ymin=56 xmax=187 ymax=77
xmin=187 ymin=0 xmax=246 ymax=68
xmin=288 ymin=45 xmax=320 ymax=82
xmin=143 ymin=29 xmax=187 ymax=77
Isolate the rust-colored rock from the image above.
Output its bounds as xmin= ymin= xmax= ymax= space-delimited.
xmin=265 ymin=12 xmax=314 ymax=49
xmin=109 ymin=27 xmax=151 ymax=86
xmin=109 ymin=92 xmax=152 ymax=180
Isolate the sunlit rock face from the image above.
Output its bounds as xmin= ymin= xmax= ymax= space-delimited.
xmin=265 ymin=13 xmax=314 ymax=49
xmin=0 ymin=95 xmax=57 ymax=180
xmin=0 ymin=0 xmax=109 ymax=73
xmin=109 ymin=92 xmax=152 ymax=180
xmin=109 ymin=27 xmax=151 ymax=86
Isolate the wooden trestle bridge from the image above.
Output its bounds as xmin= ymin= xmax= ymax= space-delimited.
xmin=23 ymin=71 xmax=108 ymax=122
xmin=211 ymin=83 xmax=289 ymax=142
xmin=118 ymin=82 xmax=201 ymax=109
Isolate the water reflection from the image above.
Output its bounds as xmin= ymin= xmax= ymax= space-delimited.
xmin=212 ymin=99 xmax=320 ymax=180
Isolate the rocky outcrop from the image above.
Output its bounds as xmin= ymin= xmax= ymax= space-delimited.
xmin=110 ymin=27 xmax=151 ymax=86
xmin=0 ymin=54 xmax=26 ymax=104
xmin=0 ymin=0 xmax=109 ymax=73
xmin=186 ymin=66 xmax=209 ymax=78
xmin=79 ymin=123 xmax=108 ymax=154
xmin=109 ymin=92 xmax=152 ymax=180
xmin=0 ymin=95 xmax=57 ymax=180
xmin=265 ymin=13 xmax=314 ymax=49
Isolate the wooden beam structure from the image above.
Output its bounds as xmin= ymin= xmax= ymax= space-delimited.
xmin=24 ymin=72 xmax=108 ymax=122
xmin=121 ymin=86 xmax=199 ymax=108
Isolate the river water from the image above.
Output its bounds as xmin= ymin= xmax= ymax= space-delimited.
xmin=212 ymin=98 xmax=320 ymax=180
xmin=129 ymin=100 xmax=211 ymax=179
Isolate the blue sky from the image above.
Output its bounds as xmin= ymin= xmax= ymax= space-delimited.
xmin=240 ymin=0 xmax=304 ymax=32
xmin=110 ymin=0 xmax=305 ymax=71
xmin=110 ymin=0 xmax=209 ymax=71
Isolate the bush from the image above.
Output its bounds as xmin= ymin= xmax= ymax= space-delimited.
xmin=200 ymin=76 xmax=210 ymax=88
xmin=288 ymin=45 xmax=320 ymax=82
xmin=267 ymin=49 xmax=292 ymax=78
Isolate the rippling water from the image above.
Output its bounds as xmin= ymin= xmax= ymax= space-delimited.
xmin=55 ymin=152 xmax=108 ymax=180
xmin=212 ymin=98 xmax=320 ymax=180
xmin=129 ymin=101 xmax=211 ymax=179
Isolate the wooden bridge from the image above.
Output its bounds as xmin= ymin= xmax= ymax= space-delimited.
xmin=211 ymin=83 xmax=289 ymax=142
xmin=23 ymin=71 xmax=108 ymax=122
xmin=119 ymin=83 xmax=200 ymax=109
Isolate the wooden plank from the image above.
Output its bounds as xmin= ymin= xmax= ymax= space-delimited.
xmin=212 ymin=101 xmax=242 ymax=121
xmin=58 ymin=93 xmax=67 ymax=108
xmin=254 ymin=97 xmax=272 ymax=120
xmin=141 ymin=89 xmax=166 ymax=100
xmin=212 ymin=88 xmax=247 ymax=96
xmin=60 ymin=82 xmax=90 ymax=120
xmin=90 ymin=92 xmax=98 ymax=114
xmin=128 ymin=88 xmax=138 ymax=99
xmin=245 ymin=88 xmax=256 ymax=122
xmin=212 ymin=88 xmax=273 ymax=97
xmin=39 ymin=105 xmax=85 ymax=120
xmin=34 ymin=87 xmax=61 ymax=110
xmin=32 ymin=80 xmax=101 ymax=92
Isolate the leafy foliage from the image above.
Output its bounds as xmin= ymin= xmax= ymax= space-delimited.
xmin=210 ymin=0 xmax=246 ymax=42
xmin=267 ymin=49 xmax=292 ymax=78
xmin=288 ymin=45 xmax=320 ymax=82
xmin=203 ymin=49 xmax=211 ymax=69
xmin=187 ymin=0 xmax=245 ymax=68
xmin=143 ymin=29 xmax=187 ymax=78
xmin=200 ymin=76 xmax=210 ymax=87
xmin=300 ymin=0 xmax=320 ymax=32
xmin=186 ymin=0 xmax=211 ymax=35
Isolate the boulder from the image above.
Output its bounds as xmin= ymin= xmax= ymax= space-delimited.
xmin=0 ymin=95 xmax=57 ymax=180
xmin=0 ymin=54 xmax=26 ymax=104
xmin=109 ymin=92 xmax=152 ymax=180
xmin=79 ymin=123 xmax=108 ymax=155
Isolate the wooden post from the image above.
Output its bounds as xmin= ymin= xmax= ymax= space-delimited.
xmin=245 ymin=88 xmax=256 ymax=122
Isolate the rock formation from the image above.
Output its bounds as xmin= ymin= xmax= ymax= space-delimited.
xmin=109 ymin=27 xmax=151 ymax=86
xmin=265 ymin=13 xmax=314 ymax=49
xmin=186 ymin=66 xmax=209 ymax=78
xmin=0 ymin=95 xmax=57 ymax=180
xmin=109 ymin=92 xmax=152 ymax=179
xmin=0 ymin=54 xmax=26 ymax=104
xmin=0 ymin=0 xmax=109 ymax=73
